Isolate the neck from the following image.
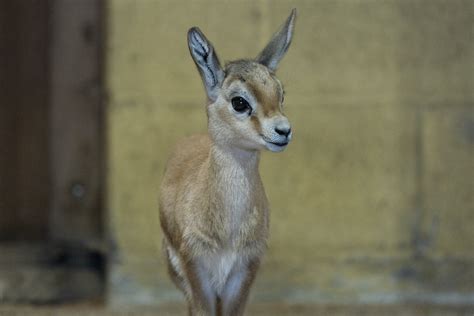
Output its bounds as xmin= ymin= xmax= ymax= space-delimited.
xmin=207 ymin=143 xmax=261 ymax=230
xmin=208 ymin=143 xmax=260 ymax=213
xmin=209 ymin=143 xmax=260 ymax=176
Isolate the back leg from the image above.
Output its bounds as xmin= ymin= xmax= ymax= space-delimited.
xmin=163 ymin=240 xmax=192 ymax=302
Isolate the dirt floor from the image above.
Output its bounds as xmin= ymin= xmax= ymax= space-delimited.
xmin=0 ymin=303 xmax=474 ymax=316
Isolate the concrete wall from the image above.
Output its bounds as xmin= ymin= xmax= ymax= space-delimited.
xmin=106 ymin=0 xmax=474 ymax=306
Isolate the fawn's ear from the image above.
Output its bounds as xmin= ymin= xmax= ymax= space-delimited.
xmin=256 ymin=9 xmax=297 ymax=71
xmin=188 ymin=27 xmax=225 ymax=102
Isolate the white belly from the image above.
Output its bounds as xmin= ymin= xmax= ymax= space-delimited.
xmin=200 ymin=250 xmax=239 ymax=294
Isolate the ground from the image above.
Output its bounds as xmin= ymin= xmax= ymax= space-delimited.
xmin=0 ymin=303 xmax=474 ymax=316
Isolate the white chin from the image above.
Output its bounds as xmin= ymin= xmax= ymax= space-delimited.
xmin=265 ymin=141 xmax=288 ymax=152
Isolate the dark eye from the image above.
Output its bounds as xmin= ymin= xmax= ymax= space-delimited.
xmin=231 ymin=97 xmax=251 ymax=113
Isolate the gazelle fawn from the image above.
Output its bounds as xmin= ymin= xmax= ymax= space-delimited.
xmin=159 ymin=9 xmax=297 ymax=316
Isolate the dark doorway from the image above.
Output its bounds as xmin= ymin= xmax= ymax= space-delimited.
xmin=0 ymin=0 xmax=51 ymax=241
xmin=0 ymin=0 xmax=105 ymax=302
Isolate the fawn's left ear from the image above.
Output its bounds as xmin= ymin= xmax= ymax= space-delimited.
xmin=256 ymin=9 xmax=297 ymax=71
xmin=188 ymin=27 xmax=225 ymax=102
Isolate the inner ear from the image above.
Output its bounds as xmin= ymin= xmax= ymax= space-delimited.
xmin=188 ymin=27 xmax=225 ymax=102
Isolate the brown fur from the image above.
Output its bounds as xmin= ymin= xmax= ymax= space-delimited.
xmin=160 ymin=133 xmax=268 ymax=315
xmin=159 ymin=9 xmax=296 ymax=316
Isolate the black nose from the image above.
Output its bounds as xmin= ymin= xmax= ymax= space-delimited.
xmin=275 ymin=127 xmax=291 ymax=137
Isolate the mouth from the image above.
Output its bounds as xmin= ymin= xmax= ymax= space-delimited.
xmin=266 ymin=140 xmax=288 ymax=147
xmin=261 ymin=136 xmax=289 ymax=149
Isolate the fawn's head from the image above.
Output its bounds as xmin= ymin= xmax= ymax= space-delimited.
xmin=188 ymin=9 xmax=296 ymax=152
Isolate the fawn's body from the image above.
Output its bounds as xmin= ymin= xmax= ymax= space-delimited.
xmin=159 ymin=10 xmax=297 ymax=316
xmin=160 ymin=134 xmax=268 ymax=314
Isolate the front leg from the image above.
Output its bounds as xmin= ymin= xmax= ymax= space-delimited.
xmin=183 ymin=257 xmax=216 ymax=316
xmin=220 ymin=258 xmax=260 ymax=316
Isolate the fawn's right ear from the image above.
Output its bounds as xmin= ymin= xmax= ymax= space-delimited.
xmin=188 ymin=27 xmax=225 ymax=102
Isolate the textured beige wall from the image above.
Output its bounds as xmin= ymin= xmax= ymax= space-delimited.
xmin=106 ymin=0 xmax=474 ymax=306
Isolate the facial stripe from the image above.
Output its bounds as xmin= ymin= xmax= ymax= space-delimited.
xmin=247 ymin=80 xmax=281 ymax=116
xmin=224 ymin=61 xmax=284 ymax=117
xmin=250 ymin=116 xmax=262 ymax=134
